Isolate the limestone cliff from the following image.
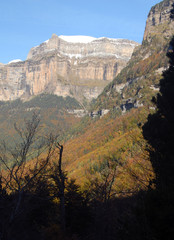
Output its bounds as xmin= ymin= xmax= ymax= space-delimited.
xmin=93 ymin=0 xmax=174 ymax=111
xmin=0 ymin=35 xmax=138 ymax=102
xmin=143 ymin=0 xmax=174 ymax=41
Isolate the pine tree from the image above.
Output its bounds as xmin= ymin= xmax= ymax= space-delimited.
xmin=142 ymin=4 xmax=174 ymax=239
xmin=143 ymin=37 xmax=174 ymax=190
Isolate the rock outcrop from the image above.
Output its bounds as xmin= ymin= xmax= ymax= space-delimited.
xmin=93 ymin=0 xmax=174 ymax=112
xmin=0 ymin=35 xmax=139 ymax=101
xmin=143 ymin=0 xmax=174 ymax=41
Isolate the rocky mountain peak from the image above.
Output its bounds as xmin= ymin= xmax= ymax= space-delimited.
xmin=0 ymin=34 xmax=138 ymax=102
xmin=93 ymin=0 xmax=174 ymax=113
xmin=27 ymin=34 xmax=139 ymax=61
xmin=143 ymin=0 xmax=174 ymax=41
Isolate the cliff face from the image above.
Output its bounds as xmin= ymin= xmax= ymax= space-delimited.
xmin=93 ymin=0 xmax=174 ymax=111
xmin=0 ymin=35 xmax=138 ymax=101
xmin=143 ymin=0 xmax=174 ymax=41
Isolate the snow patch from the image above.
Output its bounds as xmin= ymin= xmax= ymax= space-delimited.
xmin=59 ymin=35 xmax=138 ymax=47
xmin=59 ymin=35 xmax=96 ymax=43
xmin=8 ymin=59 xmax=22 ymax=64
xmin=59 ymin=51 xmax=129 ymax=60
xmin=60 ymin=52 xmax=83 ymax=58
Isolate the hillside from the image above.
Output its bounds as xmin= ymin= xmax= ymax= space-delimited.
xmin=1 ymin=0 xmax=173 ymax=185
xmin=92 ymin=0 xmax=174 ymax=112
xmin=57 ymin=0 xmax=174 ymax=190
xmin=0 ymin=94 xmax=82 ymax=144
xmin=63 ymin=107 xmax=154 ymax=193
xmin=1 ymin=1 xmax=174 ymax=239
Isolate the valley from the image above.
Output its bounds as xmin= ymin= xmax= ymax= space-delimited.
xmin=0 ymin=0 xmax=174 ymax=239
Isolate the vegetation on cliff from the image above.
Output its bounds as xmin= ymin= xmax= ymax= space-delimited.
xmin=0 ymin=1 xmax=174 ymax=240
xmin=92 ymin=0 xmax=174 ymax=111
xmin=143 ymin=33 xmax=174 ymax=240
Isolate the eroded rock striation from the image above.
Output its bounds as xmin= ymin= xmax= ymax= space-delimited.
xmin=143 ymin=0 xmax=174 ymax=41
xmin=93 ymin=0 xmax=174 ymax=112
xmin=0 ymin=35 xmax=139 ymax=101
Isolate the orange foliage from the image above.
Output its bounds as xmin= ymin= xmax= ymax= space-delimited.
xmin=62 ymin=107 xmax=155 ymax=193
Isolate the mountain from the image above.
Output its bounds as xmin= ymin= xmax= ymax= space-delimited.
xmin=0 ymin=94 xmax=83 ymax=143
xmin=57 ymin=0 xmax=174 ymax=186
xmin=0 ymin=35 xmax=138 ymax=103
xmin=0 ymin=1 xmax=174 ymax=239
xmin=0 ymin=0 xmax=173 ymax=186
xmin=92 ymin=0 xmax=174 ymax=113
xmin=0 ymin=0 xmax=173 ymax=143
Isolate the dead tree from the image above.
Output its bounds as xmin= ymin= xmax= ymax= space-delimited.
xmin=51 ymin=143 xmax=66 ymax=231
xmin=0 ymin=112 xmax=58 ymax=239
xmin=88 ymin=157 xmax=119 ymax=204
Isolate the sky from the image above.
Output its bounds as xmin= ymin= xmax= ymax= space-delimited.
xmin=0 ymin=0 xmax=162 ymax=64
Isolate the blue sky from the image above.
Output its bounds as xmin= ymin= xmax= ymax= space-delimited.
xmin=0 ymin=0 xmax=161 ymax=64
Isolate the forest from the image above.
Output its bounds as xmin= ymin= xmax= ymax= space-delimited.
xmin=0 ymin=2 xmax=174 ymax=240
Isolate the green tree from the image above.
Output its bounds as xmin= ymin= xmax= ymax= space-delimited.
xmin=142 ymin=4 xmax=174 ymax=238
xmin=0 ymin=113 xmax=58 ymax=239
xmin=143 ymin=35 xmax=174 ymax=189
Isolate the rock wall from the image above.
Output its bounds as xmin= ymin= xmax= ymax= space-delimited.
xmin=0 ymin=35 xmax=139 ymax=102
xmin=143 ymin=0 xmax=174 ymax=41
xmin=93 ymin=0 xmax=174 ymax=113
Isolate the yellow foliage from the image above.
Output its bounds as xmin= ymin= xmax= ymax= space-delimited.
xmin=63 ymin=107 xmax=155 ymax=194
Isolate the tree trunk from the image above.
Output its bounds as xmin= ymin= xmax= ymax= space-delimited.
xmin=58 ymin=144 xmax=66 ymax=231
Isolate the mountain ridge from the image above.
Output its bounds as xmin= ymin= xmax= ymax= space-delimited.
xmin=0 ymin=35 xmax=138 ymax=103
xmin=92 ymin=0 xmax=174 ymax=113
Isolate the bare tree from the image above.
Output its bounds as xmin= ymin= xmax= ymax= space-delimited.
xmin=51 ymin=143 xmax=66 ymax=231
xmin=87 ymin=158 xmax=119 ymax=204
xmin=0 ymin=112 xmax=59 ymax=239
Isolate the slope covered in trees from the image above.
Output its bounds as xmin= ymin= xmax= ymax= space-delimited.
xmin=0 ymin=94 xmax=82 ymax=144
xmin=0 ymin=112 xmax=154 ymax=240
xmin=63 ymin=107 xmax=154 ymax=193
xmin=92 ymin=0 xmax=174 ymax=112
xmin=0 ymin=1 xmax=174 ymax=239
xmin=143 ymin=10 xmax=174 ymax=238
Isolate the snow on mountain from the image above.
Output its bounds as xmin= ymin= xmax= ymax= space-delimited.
xmin=28 ymin=34 xmax=139 ymax=61
xmin=8 ymin=59 xmax=22 ymax=64
xmin=59 ymin=35 xmax=97 ymax=43
xmin=58 ymin=35 xmax=137 ymax=45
